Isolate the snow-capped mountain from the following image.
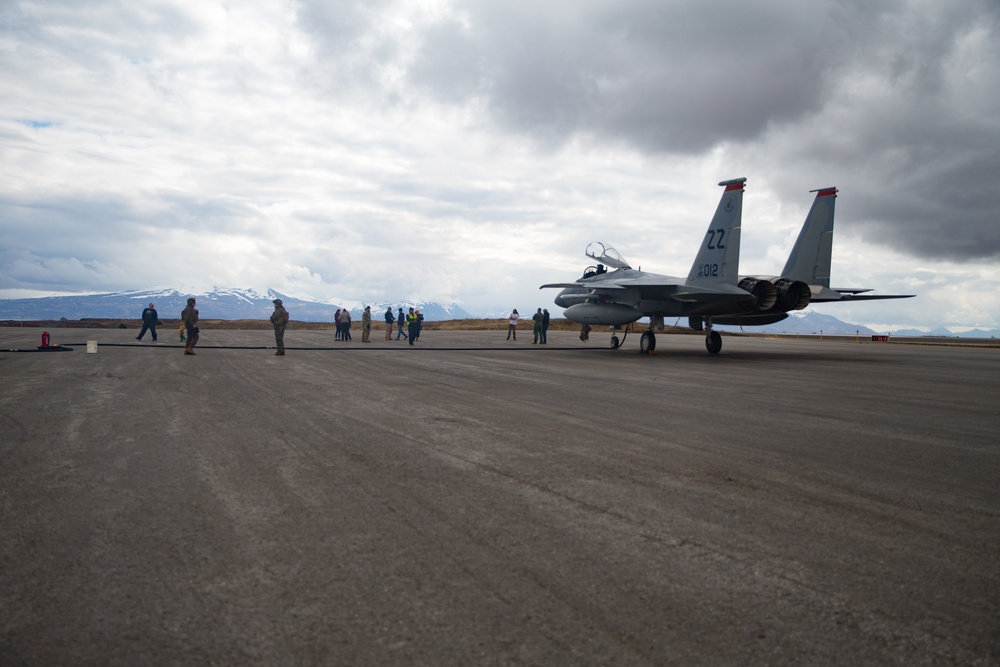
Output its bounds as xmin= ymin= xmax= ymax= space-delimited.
xmin=0 ymin=288 xmax=474 ymax=322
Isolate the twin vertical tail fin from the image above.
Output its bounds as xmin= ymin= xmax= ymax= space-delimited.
xmin=687 ymin=178 xmax=746 ymax=285
xmin=781 ymin=187 xmax=836 ymax=287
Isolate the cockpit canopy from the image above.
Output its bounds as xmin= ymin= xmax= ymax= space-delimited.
xmin=585 ymin=242 xmax=632 ymax=270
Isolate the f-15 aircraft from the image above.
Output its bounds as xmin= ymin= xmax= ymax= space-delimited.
xmin=710 ymin=186 xmax=914 ymax=329
xmin=541 ymin=180 xmax=914 ymax=354
xmin=541 ymin=177 xmax=763 ymax=354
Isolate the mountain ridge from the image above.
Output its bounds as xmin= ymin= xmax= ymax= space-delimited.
xmin=0 ymin=288 xmax=473 ymax=322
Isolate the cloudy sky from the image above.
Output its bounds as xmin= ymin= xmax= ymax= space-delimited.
xmin=1 ymin=0 xmax=997 ymax=330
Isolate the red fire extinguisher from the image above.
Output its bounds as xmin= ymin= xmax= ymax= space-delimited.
xmin=41 ymin=331 xmax=50 ymax=347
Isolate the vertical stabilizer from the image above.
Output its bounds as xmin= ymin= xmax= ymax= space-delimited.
xmin=781 ymin=187 xmax=836 ymax=287
xmin=687 ymin=178 xmax=746 ymax=285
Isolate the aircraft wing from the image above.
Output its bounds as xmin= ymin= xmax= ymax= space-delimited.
xmin=539 ymin=281 xmax=630 ymax=291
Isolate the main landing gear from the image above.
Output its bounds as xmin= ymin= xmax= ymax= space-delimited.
xmin=691 ymin=316 xmax=723 ymax=354
xmin=640 ymin=330 xmax=656 ymax=353
xmin=706 ymin=330 xmax=722 ymax=354
xmin=704 ymin=318 xmax=722 ymax=354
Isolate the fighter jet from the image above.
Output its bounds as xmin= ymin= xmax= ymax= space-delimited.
xmin=710 ymin=186 xmax=915 ymax=329
xmin=542 ymin=177 xmax=775 ymax=354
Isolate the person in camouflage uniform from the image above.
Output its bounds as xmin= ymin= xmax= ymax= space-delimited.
xmin=182 ymin=297 xmax=199 ymax=355
xmin=361 ymin=306 xmax=372 ymax=343
xmin=270 ymin=298 xmax=289 ymax=355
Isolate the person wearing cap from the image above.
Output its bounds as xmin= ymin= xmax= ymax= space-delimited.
xmin=136 ymin=302 xmax=159 ymax=342
xmin=361 ymin=305 xmax=372 ymax=343
xmin=182 ymin=297 xmax=199 ymax=355
xmin=384 ymin=306 xmax=395 ymax=340
xmin=270 ymin=298 xmax=289 ymax=355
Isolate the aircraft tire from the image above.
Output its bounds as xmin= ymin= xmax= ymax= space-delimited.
xmin=706 ymin=330 xmax=722 ymax=354
xmin=610 ymin=335 xmax=620 ymax=349
xmin=640 ymin=331 xmax=656 ymax=353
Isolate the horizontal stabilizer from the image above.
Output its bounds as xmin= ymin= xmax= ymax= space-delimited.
xmin=814 ymin=293 xmax=915 ymax=302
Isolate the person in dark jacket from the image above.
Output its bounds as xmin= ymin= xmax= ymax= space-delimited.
xmin=397 ymin=308 xmax=407 ymax=341
xmin=384 ymin=307 xmax=395 ymax=341
xmin=136 ymin=302 xmax=158 ymax=341
xmin=532 ymin=308 xmax=543 ymax=344
xmin=541 ymin=308 xmax=550 ymax=344
xmin=182 ymin=298 xmax=199 ymax=355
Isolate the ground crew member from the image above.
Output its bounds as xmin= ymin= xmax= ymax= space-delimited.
xmin=406 ymin=307 xmax=418 ymax=346
xmin=136 ymin=302 xmax=158 ymax=342
xmin=182 ymin=297 xmax=199 ymax=355
xmin=362 ymin=306 xmax=372 ymax=343
xmin=532 ymin=308 xmax=543 ymax=344
xmin=271 ymin=298 xmax=289 ymax=355
xmin=384 ymin=306 xmax=395 ymax=340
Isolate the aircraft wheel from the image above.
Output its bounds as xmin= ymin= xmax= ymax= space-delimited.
xmin=640 ymin=331 xmax=656 ymax=353
xmin=706 ymin=330 xmax=722 ymax=354
xmin=610 ymin=335 xmax=620 ymax=349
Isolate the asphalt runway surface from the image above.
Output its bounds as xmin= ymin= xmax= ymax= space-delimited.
xmin=2 ymin=327 xmax=998 ymax=666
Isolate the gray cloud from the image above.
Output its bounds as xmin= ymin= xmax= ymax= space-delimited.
xmin=395 ymin=0 xmax=1000 ymax=259
xmin=404 ymin=0 xmax=846 ymax=150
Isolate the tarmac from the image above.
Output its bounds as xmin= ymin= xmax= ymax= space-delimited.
xmin=1 ymin=327 xmax=998 ymax=666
